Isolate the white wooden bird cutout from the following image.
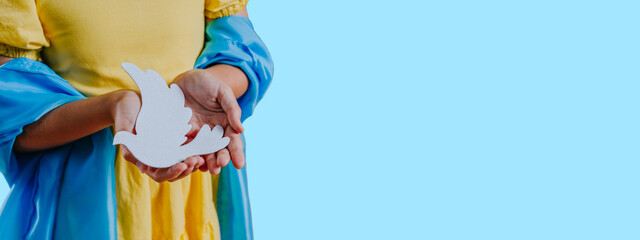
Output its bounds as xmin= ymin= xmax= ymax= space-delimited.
xmin=113 ymin=62 xmax=230 ymax=168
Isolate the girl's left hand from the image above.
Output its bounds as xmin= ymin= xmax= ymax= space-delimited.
xmin=172 ymin=68 xmax=245 ymax=176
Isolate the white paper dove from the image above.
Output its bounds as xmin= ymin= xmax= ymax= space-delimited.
xmin=113 ymin=62 xmax=230 ymax=168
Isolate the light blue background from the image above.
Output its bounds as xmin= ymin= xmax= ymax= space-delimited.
xmin=2 ymin=0 xmax=639 ymax=239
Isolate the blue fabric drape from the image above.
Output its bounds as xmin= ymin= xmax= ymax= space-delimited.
xmin=0 ymin=58 xmax=117 ymax=240
xmin=195 ymin=16 xmax=274 ymax=240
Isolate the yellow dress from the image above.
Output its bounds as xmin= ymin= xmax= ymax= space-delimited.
xmin=0 ymin=0 xmax=247 ymax=239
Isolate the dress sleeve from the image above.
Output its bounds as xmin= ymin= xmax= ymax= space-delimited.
xmin=204 ymin=0 xmax=249 ymax=20
xmin=0 ymin=0 xmax=48 ymax=60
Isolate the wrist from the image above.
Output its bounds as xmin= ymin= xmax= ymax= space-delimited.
xmin=108 ymin=90 xmax=139 ymax=125
xmin=204 ymin=64 xmax=249 ymax=98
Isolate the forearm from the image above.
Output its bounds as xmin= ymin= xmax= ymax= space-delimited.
xmin=0 ymin=55 xmax=13 ymax=66
xmin=14 ymin=91 xmax=127 ymax=152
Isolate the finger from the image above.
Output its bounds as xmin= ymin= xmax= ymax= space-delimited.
xmin=144 ymin=166 xmax=160 ymax=180
xmin=148 ymin=163 xmax=187 ymax=182
xmin=114 ymin=117 xmax=135 ymax=133
xmin=113 ymin=91 xmax=141 ymax=133
xmin=135 ymin=161 xmax=145 ymax=173
xmin=199 ymin=155 xmax=210 ymax=172
xmin=216 ymin=148 xmax=231 ymax=168
xmin=201 ymin=154 xmax=214 ymax=172
xmin=218 ymin=86 xmax=244 ymax=133
xmin=143 ymin=166 xmax=157 ymax=180
xmin=206 ymin=153 xmax=221 ymax=175
xmin=226 ymin=126 xmax=245 ymax=169
xmin=122 ymin=146 xmax=149 ymax=174
xmin=171 ymin=157 xmax=198 ymax=182
xmin=113 ymin=113 xmax=135 ymax=133
xmin=194 ymin=156 xmax=205 ymax=170
xmin=121 ymin=146 xmax=138 ymax=164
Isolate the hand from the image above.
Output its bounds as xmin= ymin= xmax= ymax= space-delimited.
xmin=172 ymin=68 xmax=245 ymax=175
xmin=111 ymin=90 xmax=204 ymax=182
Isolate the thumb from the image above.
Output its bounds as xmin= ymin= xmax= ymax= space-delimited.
xmin=112 ymin=91 xmax=141 ymax=133
xmin=218 ymin=86 xmax=244 ymax=133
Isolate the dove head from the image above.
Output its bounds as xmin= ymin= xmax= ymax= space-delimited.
xmin=113 ymin=131 xmax=136 ymax=150
xmin=113 ymin=131 xmax=159 ymax=163
xmin=113 ymin=131 xmax=187 ymax=168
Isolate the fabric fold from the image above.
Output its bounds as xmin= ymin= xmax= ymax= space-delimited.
xmin=0 ymin=58 xmax=117 ymax=240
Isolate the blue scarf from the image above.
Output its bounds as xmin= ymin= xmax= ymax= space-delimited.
xmin=0 ymin=58 xmax=118 ymax=239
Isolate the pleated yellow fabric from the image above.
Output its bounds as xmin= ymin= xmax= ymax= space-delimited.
xmin=0 ymin=0 xmax=48 ymax=59
xmin=205 ymin=0 xmax=249 ymax=19
xmin=0 ymin=0 xmax=247 ymax=239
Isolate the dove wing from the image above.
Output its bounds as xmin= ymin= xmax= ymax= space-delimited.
xmin=179 ymin=125 xmax=230 ymax=158
xmin=121 ymin=63 xmax=193 ymax=146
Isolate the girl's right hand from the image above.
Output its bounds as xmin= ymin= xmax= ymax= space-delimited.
xmin=111 ymin=90 xmax=204 ymax=182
